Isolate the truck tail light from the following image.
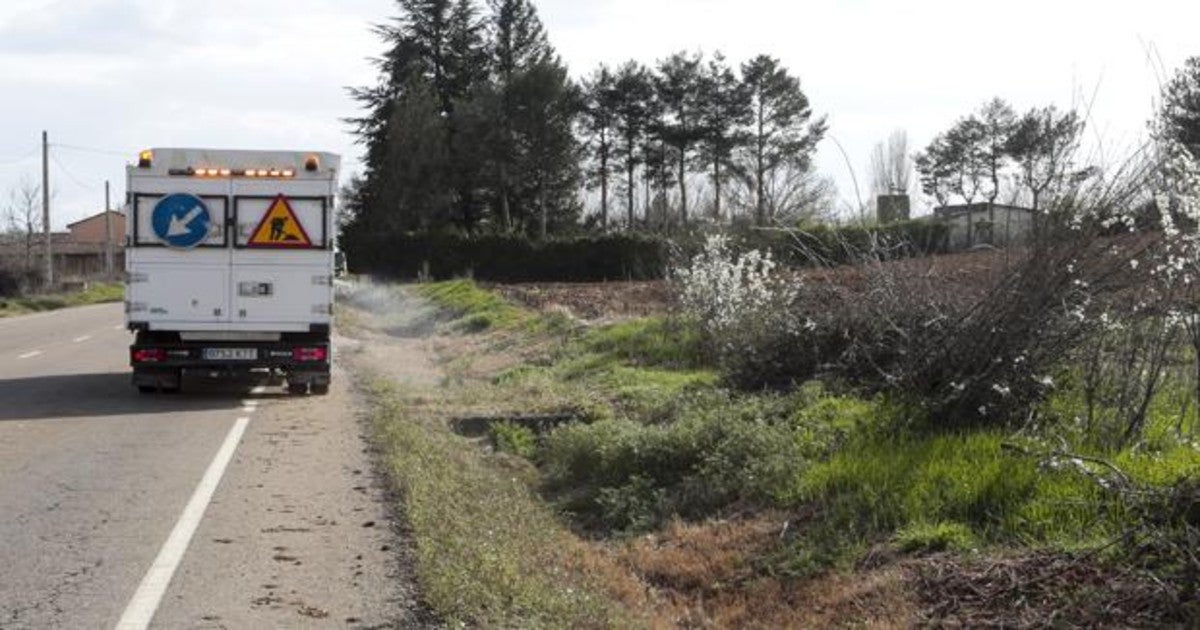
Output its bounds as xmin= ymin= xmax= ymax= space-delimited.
xmin=132 ymin=348 xmax=167 ymax=363
xmin=292 ymin=347 xmax=328 ymax=363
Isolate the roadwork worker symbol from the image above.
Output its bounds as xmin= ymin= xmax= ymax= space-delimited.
xmin=247 ymin=195 xmax=313 ymax=248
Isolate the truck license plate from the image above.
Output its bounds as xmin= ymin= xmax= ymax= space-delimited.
xmin=203 ymin=348 xmax=257 ymax=361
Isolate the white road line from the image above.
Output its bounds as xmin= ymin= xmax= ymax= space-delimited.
xmin=114 ymin=417 xmax=251 ymax=630
xmin=17 ymin=350 xmax=42 ymax=359
xmin=73 ymin=335 xmax=92 ymax=343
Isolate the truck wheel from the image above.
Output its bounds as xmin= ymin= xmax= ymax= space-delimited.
xmin=288 ymin=382 xmax=309 ymax=395
xmin=137 ymin=385 xmax=157 ymax=394
xmin=311 ymin=384 xmax=330 ymax=396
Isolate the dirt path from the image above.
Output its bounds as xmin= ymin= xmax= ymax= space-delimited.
xmin=335 ymin=282 xmax=445 ymax=388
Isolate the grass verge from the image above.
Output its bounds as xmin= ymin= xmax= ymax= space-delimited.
xmin=364 ymin=280 xmax=1200 ymax=625
xmin=365 ymin=377 xmax=647 ymax=628
xmin=0 ymin=282 xmax=124 ymax=317
xmin=414 ymin=279 xmax=525 ymax=331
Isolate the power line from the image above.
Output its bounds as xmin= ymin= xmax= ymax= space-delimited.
xmin=0 ymin=148 xmax=39 ymax=167
xmin=51 ymin=143 xmax=131 ymax=158
xmin=50 ymin=153 xmax=100 ymax=191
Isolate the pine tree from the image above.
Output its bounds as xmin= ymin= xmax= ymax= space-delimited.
xmin=347 ymin=0 xmax=489 ymax=234
xmin=1160 ymin=57 xmax=1200 ymax=159
xmin=740 ymin=55 xmax=826 ymax=226
xmin=654 ymin=52 xmax=705 ymax=225
xmin=696 ymin=53 xmax=751 ymax=221
xmin=976 ymin=98 xmax=1016 ymax=231
xmin=611 ymin=62 xmax=656 ymax=228
xmin=484 ymin=0 xmax=579 ymax=236
xmin=581 ymin=65 xmax=620 ymax=229
xmin=1006 ymin=106 xmax=1085 ymax=213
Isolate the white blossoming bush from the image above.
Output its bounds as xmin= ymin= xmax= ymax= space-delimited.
xmin=673 ymin=235 xmax=800 ymax=386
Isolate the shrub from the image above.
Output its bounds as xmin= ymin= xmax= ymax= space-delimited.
xmin=491 ymin=421 xmax=538 ymax=459
xmin=673 ymin=235 xmax=801 ymax=387
xmin=540 ymin=391 xmax=882 ymax=532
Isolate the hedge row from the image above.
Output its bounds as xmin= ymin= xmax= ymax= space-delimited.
xmin=345 ymin=232 xmax=671 ymax=282
xmin=344 ymin=220 xmax=950 ymax=282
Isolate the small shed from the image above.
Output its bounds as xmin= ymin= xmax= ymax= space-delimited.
xmin=934 ymin=203 xmax=1035 ymax=250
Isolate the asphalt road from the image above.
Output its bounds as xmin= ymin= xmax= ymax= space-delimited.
xmin=0 ymin=303 xmax=421 ymax=629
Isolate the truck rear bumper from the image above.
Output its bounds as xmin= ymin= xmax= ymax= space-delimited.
xmin=130 ymin=341 xmax=331 ymax=373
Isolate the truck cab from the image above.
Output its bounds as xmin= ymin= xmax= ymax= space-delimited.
xmin=125 ymin=148 xmax=340 ymax=395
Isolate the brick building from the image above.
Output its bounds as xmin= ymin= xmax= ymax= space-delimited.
xmin=0 ymin=210 xmax=125 ymax=282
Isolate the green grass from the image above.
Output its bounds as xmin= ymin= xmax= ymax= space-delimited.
xmin=367 ymin=379 xmax=638 ymax=628
xmin=410 ymin=280 xmax=1200 ymax=578
xmin=895 ymin=521 xmax=977 ymax=553
xmin=0 ymin=282 xmax=124 ymax=317
xmin=491 ymin=421 xmax=538 ymax=459
xmin=538 ymin=390 xmax=888 ymax=532
xmin=580 ymin=316 xmax=706 ymax=370
xmin=415 ymin=279 xmax=525 ymax=331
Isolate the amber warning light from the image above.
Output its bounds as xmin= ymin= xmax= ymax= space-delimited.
xmin=166 ymin=167 xmax=297 ymax=178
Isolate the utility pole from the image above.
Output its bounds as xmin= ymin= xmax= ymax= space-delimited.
xmin=104 ymin=180 xmax=113 ymax=278
xmin=42 ymin=131 xmax=52 ymax=288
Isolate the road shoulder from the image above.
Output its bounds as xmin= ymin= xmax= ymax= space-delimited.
xmin=151 ymin=355 xmax=429 ymax=628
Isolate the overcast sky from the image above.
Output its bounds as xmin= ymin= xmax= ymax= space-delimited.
xmin=1 ymin=0 xmax=1197 ymax=228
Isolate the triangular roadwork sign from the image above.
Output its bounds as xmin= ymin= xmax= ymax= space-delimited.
xmin=247 ymin=195 xmax=313 ymax=248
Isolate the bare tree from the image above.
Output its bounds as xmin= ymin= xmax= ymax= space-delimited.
xmin=868 ymin=129 xmax=913 ymax=197
xmin=3 ymin=177 xmax=43 ymax=271
xmin=730 ymin=161 xmax=836 ymax=225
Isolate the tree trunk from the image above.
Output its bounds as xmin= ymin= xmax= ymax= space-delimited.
xmin=499 ymin=163 xmax=511 ymax=232
xmin=600 ymin=146 xmax=609 ymax=230
xmin=539 ymin=186 xmax=548 ymax=240
xmin=755 ymin=101 xmax=766 ymax=226
xmin=678 ymin=150 xmax=687 ymax=225
xmin=626 ymin=158 xmax=636 ymax=229
xmin=713 ymin=158 xmax=722 ymax=221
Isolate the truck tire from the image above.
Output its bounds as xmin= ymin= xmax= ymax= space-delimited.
xmin=311 ymin=384 xmax=330 ymax=396
xmin=288 ymin=382 xmax=309 ymax=395
xmin=137 ymin=385 xmax=157 ymax=394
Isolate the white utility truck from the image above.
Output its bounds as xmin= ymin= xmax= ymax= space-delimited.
xmin=125 ymin=148 xmax=339 ymax=395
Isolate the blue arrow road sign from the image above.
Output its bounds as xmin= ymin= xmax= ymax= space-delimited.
xmin=152 ymin=193 xmax=212 ymax=248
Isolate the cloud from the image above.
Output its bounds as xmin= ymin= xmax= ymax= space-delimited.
xmin=2 ymin=0 xmax=1199 ymax=226
xmin=0 ymin=0 xmax=386 ymax=227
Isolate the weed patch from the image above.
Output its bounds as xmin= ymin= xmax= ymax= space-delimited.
xmin=367 ymin=379 xmax=643 ymax=627
xmin=540 ymin=391 xmax=884 ymax=532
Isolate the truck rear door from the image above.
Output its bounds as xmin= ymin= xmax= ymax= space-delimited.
xmin=229 ymin=178 xmax=332 ymax=327
xmin=126 ymin=175 xmax=232 ymax=327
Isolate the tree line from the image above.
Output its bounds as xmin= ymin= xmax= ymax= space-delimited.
xmin=342 ymin=0 xmax=827 ymax=243
xmin=915 ymin=98 xmax=1090 ymax=216
xmin=912 ymin=57 xmax=1200 ymax=234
